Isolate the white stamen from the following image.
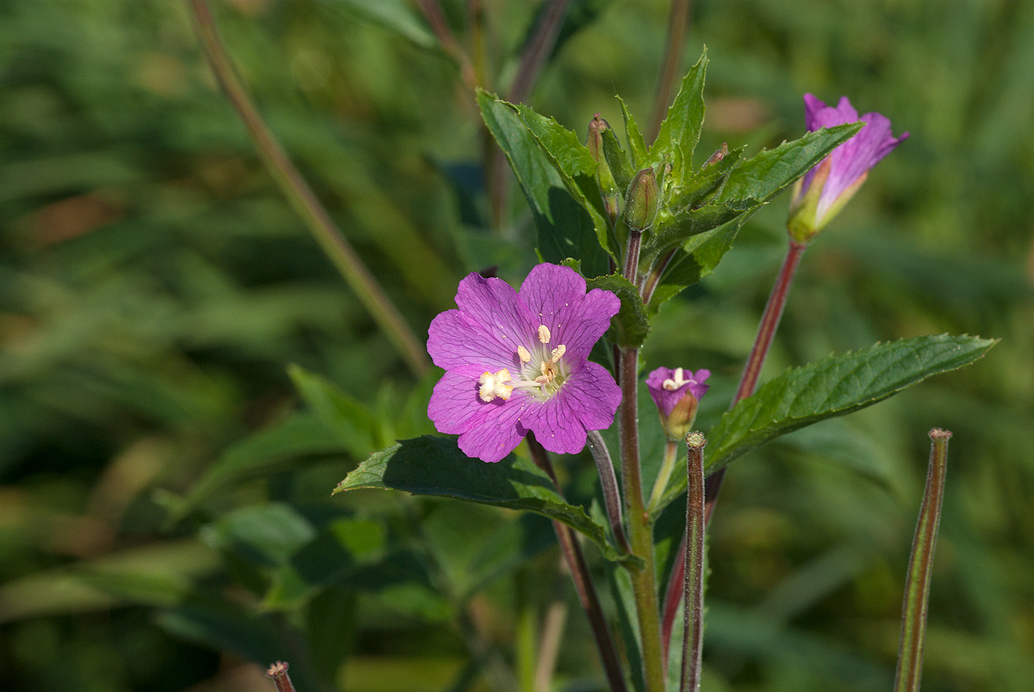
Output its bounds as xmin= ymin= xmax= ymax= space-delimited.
xmin=662 ymin=367 xmax=691 ymax=391
xmin=550 ymin=344 xmax=566 ymax=362
xmin=517 ymin=345 xmax=531 ymax=363
xmin=538 ymin=325 xmax=551 ymax=344
xmin=479 ymin=369 xmax=513 ymax=402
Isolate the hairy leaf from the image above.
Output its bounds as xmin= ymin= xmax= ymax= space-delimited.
xmin=334 ymin=436 xmax=632 ymax=562
xmin=587 ymin=273 xmax=649 ymax=347
xmin=650 ymin=50 xmax=708 ymax=177
xmin=656 ymin=335 xmax=996 ymax=511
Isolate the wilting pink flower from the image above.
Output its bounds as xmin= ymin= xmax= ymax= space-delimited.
xmin=646 ymin=367 xmax=710 ymax=441
xmin=427 ymin=263 xmax=622 ymax=463
xmin=788 ymin=94 xmax=908 ymax=242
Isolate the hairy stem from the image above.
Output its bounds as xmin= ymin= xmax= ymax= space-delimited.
xmin=618 ymin=347 xmax=665 ymax=692
xmin=587 ymin=430 xmax=632 ymax=553
xmin=648 ymin=0 xmax=695 ymax=142
xmin=526 ymin=435 xmax=628 ymax=692
xmin=186 ymin=0 xmax=430 ymax=377
xmin=680 ymin=433 xmax=706 ymax=692
xmin=894 ymin=429 xmax=951 ymax=692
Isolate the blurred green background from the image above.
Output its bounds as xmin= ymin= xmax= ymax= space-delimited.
xmin=1 ymin=1 xmax=1032 ymax=691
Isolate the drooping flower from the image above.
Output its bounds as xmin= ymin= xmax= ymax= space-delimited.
xmin=427 ymin=263 xmax=622 ymax=463
xmin=788 ymin=94 xmax=909 ymax=243
xmin=646 ymin=367 xmax=710 ymax=442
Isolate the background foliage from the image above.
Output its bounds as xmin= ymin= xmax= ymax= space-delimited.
xmin=1 ymin=1 xmax=1032 ymax=691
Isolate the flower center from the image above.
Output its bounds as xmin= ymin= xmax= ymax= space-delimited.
xmin=477 ymin=325 xmax=569 ymax=403
xmin=662 ymin=368 xmax=692 ymax=391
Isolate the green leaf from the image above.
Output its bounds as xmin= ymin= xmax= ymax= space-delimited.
xmin=586 ymin=273 xmax=649 ymax=348
xmin=288 ymin=363 xmax=384 ymax=454
xmin=477 ymin=91 xmax=609 ymax=276
xmin=656 ymin=335 xmax=997 ymax=512
xmin=334 ymin=436 xmax=632 ymax=563
xmin=319 ymin=0 xmax=438 ymax=49
xmin=510 ymin=101 xmax=614 ymax=258
xmin=645 ymin=212 xmax=757 ymax=316
xmin=718 ymin=123 xmax=863 ymax=206
xmin=619 ymin=97 xmax=649 ymax=170
xmin=650 ymin=50 xmax=708 ymax=177
xmin=176 ymin=413 xmax=350 ymax=518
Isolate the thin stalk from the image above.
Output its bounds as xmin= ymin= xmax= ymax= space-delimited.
xmin=587 ymin=430 xmax=632 ymax=553
xmin=648 ymin=0 xmax=694 ymax=142
xmin=660 ymin=531 xmax=685 ymax=667
xmin=416 ymin=0 xmax=477 ymax=91
xmin=526 ymin=435 xmax=628 ymax=692
xmin=534 ymin=598 xmax=568 ymax=692
xmin=646 ymin=440 xmax=679 ymax=515
xmin=680 ymin=433 xmax=706 ymax=692
xmin=507 ymin=0 xmax=572 ymax=104
xmin=641 ymin=248 xmax=677 ymax=308
xmin=186 ymin=0 xmax=430 ymax=377
xmin=266 ymin=662 xmax=297 ymax=692
xmin=662 ymin=238 xmax=807 ymax=655
xmin=894 ymin=429 xmax=951 ymax=692
xmin=731 ymin=238 xmax=807 ymax=404
xmin=488 ymin=0 xmax=571 ymax=232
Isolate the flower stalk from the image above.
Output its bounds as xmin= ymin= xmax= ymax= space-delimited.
xmin=186 ymin=0 xmax=430 ymax=377
xmin=526 ymin=434 xmax=628 ymax=692
xmin=266 ymin=662 xmax=297 ymax=692
xmin=894 ymin=429 xmax=951 ymax=692
xmin=680 ymin=432 xmax=706 ymax=692
xmin=647 ymin=440 xmax=679 ymax=514
xmin=587 ymin=430 xmax=631 ymax=554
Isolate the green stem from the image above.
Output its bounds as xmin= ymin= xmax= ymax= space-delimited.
xmin=646 ymin=440 xmax=678 ymax=514
xmin=526 ymin=435 xmax=628 ymax=692
xmin=618 ymin=347 xmax=665 ymax=692
xmin=186 ymin=0 xmax=430 ymax=377
xmin=894 ymin=428 xmax=951 ymax=692
xmin=680 ymin=433 xmax=706 ymax=692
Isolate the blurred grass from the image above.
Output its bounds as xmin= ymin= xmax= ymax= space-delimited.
xmin=1 ymin=1 xmax=1032 ymax=691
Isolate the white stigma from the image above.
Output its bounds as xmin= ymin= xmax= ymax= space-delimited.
xmin=662 ymin=367 xmax=692 ymax=391
xmin=517 ymin=345 xmax=531 ymax=363
xmin=479 ymin=369 xmax=513 ymax=402
xmin=538 ymin=325 xmax=551 ymax=344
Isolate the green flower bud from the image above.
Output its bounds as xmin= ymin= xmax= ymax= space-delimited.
xmin=625 ymin=167 xmax=659 ymax=233
xmin=588 ymin=114 xmax=620 ymax=225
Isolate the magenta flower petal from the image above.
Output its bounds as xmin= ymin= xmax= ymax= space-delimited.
xmin=518 ymin=264 xmax=620 ymax=363
xmin=791 ymin=94 xmax=908 ymax=241
xmin=427 ymin=263 xmax=623 ymax=463
xmin=427 ymin=310 xmax=518 ymax=372
xmin=646 ymin=367 xmax=710 ymax=441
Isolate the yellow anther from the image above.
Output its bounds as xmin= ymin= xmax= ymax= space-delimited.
xmin=517 ymin=345 xmax=532 ymax=363
xmin=538 ymin=325 xmax=551 ymax=344
xmin=550 ymin=344 xmax=566 ymax=362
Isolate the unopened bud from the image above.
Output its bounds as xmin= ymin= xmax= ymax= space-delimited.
xmin=703 ymin=143 xmax=728 ymax=168
xmin=587 ymin=114 xmax=608 ymax=162
xmin=625 ymin=167 xmax=659 ymax=233
xmin=588 ymin=114 xmax=620 ymax=225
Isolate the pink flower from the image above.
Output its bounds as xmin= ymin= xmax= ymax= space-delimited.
xmin=427 ymin=264 xmax=622 ymax=463
xmin=788 ymin=94 xmax=908 ymax=242
xmin=646 ymin=367 xmax=710 ymax=441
